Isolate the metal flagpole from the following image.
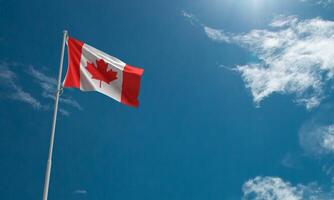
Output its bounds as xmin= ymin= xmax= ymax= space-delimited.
xmin=42 ymin=30 xmax=68 ymax=200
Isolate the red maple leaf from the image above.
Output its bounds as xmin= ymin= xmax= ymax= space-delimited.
xmin=85 ymin=59 xmax=118 ymax=88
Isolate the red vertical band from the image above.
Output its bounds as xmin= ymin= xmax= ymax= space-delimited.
xmin=121 ymin=64 xmax=144 ymax=107
xmin=63 ymin=37 xmax=84 ymax=88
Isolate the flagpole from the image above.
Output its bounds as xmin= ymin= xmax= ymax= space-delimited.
xmin=42 ymin=30 xmax=68 ymax=200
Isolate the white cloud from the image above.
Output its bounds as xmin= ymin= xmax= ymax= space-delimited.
xmin=242 ymin=176 xmax=334 ymax=200
xmin=181 ymin=10 xmax=195 ymax=20
xmin=281 ymin=153 xmax=302 ymax=169
xmin=181 ymin=10 xmax=199 ymax=26
xmin=202 ymin=16 xmax=334 ymax=109
xmin=59 ymin=97 xmax=82 ymax=110
xmin=27 ymin=65 xmax=57 ymax=95
xmin=59 ymin=108 xmax=70 ymax=116
xmin=74 ymin=189 xmax=87 ymax=194
xmin=9 ymin=86 xmax=42 ymax=109
xmin=296 ymin=104 xmax=334 ymax=180
xmin=300 ymin=123 xmax=334 ymax=155
xmin=270 ymin=15 xmax=299 ymax=28
xmin=301 ymin=0 xmax=334 ymax=7
xmin=204 ymin=27 xmax=231 ymax=43
xmin=0 ymin=62 xmax=82 ymax=115
xmin=298 ymin=105 xmax=334 ymax=156
xmin=0 ymin=63 xmax=42 ymax=109
xmin=243 ymin=177 xmax=302 ymax=200
xmin=27 ymin=66 xmax=82 ymax=110
xmin=322 ymin=125 xmax=334 ymax=152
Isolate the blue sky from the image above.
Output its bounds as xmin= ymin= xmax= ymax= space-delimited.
xmin=1 ymin=0 xmax=334 ymax=199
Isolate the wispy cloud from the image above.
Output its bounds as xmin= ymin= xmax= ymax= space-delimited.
xmin=181 ymin=10 xmax=334 ymax=200
xmin=59 ymin=108 xmax=70 ymax=116
xmin=299 ymin=106 xmax=334 ymax=156
xmin=281 ymin=153 xmax=302 ymax=169
xmin=186 ymin=13 xmax=334 ymax=109
xmin=317 ymin=125 xmax=334 ymax=153
xmin=0 ymin=62 xmax=82 ymax=115
xmin=0 ymin=62 xmax=42 ymax=109
xmin=243 ymin=177 xmax=302 ymax=200
xmin=298 ymin=104 xmax=334 ymax=178
xmin=181 ymin=10 xmax=200 ymax=26
xmin=204 ymin=27 xmax=231 ymax=43
xmin=27 ymin=66 xmax=82 ymax=110
xmin=243 ymin=176 xmax=334 ymax=200
xmin=301 ymin=0 xmax=334 ymax=7
xmin=74 ymin=189 xmax=87 ymax=195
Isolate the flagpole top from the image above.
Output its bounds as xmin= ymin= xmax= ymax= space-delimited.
xmin=63 ymin=30 xmax=68 ymax=38
xmin=63 ymin=30 xmax=68 ymax=43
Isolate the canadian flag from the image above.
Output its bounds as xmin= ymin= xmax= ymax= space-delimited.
xmin=63 ymin=37 xmax=144 ymax=107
